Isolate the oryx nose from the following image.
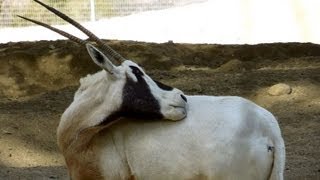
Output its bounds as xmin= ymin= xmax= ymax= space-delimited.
xmin=180 ymin=94 xmax=187 ymax=102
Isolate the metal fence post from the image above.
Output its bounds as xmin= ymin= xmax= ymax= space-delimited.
xmin=90 ymin=0 xmax=96 ymax=22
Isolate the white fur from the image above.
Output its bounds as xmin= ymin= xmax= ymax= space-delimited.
xmin=95 ymin=96 xmax=285 ymax=180
xmin=121 ymin=61 xmax=187 ymax=121
xmin=22 ymin=2 xmax=285 ymax=178
xmin=58 ymin=61 xmax=285 ymax=180
xmin=58 ymin=60 xmax=187 ymax=140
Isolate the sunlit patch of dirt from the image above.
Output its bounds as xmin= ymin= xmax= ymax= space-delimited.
xmin=0 ymin=40 xmax=319 ymax=179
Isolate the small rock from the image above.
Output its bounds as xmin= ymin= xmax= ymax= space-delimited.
xmin=268 ymin=83 xmax=292 ymax=96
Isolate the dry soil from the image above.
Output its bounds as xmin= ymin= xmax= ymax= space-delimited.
xmin=0 ymin=40 xmax=319 ymax=180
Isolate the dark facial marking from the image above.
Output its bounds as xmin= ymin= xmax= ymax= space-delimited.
xmin=130 ymin=65 xmax=173 ymax=91
xmin=129 ymin=66 xmax=144 ymax=77
xmin=99 ymin=65 xmax=176 ymax=126
xmin=98 ymin=65 xmax=164 ymax=126
xmin=154 ymin=80 xmax=174 ymax=91
xmin=181 ymin=94 xmax=187 ymax=102
xmin=112 ymin=66 xmax=163 ymax=120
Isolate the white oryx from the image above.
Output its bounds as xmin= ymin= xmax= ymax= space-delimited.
xmin=20 ymin=1 xmax=285 ymax=180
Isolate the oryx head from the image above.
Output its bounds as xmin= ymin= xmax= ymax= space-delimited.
xmin=19 ymin=0 xmax=188 ymax=125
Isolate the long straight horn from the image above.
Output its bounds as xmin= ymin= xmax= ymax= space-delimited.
xmin=17 ymin=15 xmax=87 ymax=45
xmin=33 ymin=0 xmax=126 ymax=63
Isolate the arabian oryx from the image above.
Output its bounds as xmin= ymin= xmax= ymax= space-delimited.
xmin=20 ymin=1 xmax=285 ymax=179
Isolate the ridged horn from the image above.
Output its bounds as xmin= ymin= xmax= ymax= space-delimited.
xmin=32 ymin=0 xmax=126 ymax=63
xmin=17 ymin=15 xmax=87 ymax=45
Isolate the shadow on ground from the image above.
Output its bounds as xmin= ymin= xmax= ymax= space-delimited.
xmin=0 ymin=40 xmax=319 ymax=179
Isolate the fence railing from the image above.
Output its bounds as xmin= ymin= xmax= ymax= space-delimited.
xmin=0 ymin=0 xmax=206 ymax=28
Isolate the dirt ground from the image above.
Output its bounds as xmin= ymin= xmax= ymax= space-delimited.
xmin=0 ymin=40 xmax=319 ymax=180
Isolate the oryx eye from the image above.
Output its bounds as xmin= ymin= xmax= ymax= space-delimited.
xmin=130 ymin=66 xmax=144 ymax=77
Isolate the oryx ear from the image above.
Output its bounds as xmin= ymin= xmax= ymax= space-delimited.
xmin=86 ymin=43 xmax=117 ymax=75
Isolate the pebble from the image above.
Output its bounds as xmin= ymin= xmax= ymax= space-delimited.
xmin=268 ymin=83 xmax=292 ymax=96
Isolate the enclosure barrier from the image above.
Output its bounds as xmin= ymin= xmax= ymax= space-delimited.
xmin=0 ymin=0 xmax=205 ymax=28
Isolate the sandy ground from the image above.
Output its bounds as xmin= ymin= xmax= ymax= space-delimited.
xmin=0 ymin=40 xmax=319 ymax=180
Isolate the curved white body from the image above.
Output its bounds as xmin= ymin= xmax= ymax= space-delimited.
xmin=20 ymin=2 xmax=285 ymax=178
xmin=93 ymin=96 xmax=285 ymax=180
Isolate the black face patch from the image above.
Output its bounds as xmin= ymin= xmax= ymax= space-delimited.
xmin=154 ymin=80 xmax=173 ymax=91
xmin=130 ymin=65 xmax=173 ymax=91
xmin=129 ymin=66 xmax=144 ymax=77
xmin=102 ymin=65 xmax=163 ymax=122
xmin=99 ymin=65 xmax=171 ymax=126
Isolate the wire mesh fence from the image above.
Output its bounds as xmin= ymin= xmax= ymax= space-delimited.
xmin=0 ymin=0 xmax=206 ymax=28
